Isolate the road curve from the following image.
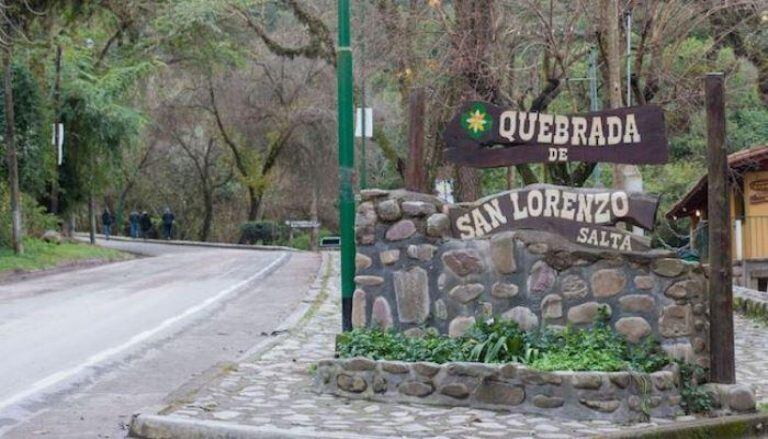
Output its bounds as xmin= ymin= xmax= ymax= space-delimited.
xmin=0 ymin=239 xmax=320 ymax=437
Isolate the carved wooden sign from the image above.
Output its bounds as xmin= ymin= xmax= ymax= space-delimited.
xmin=443 ymin=102 xmax=669 ymax=167
xmin=448 ymin=184 xmax=660 ymax=252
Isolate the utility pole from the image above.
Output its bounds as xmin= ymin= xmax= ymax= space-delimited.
xmin=2 ymin=1 xmax=23 ymax=254
xmin=337 ymin=0 xmax=355 ymax=331
xmin=405 ymin=88 xmax=425 ymax=192
xmin=705 ymin=73 xmax=735 ymax=383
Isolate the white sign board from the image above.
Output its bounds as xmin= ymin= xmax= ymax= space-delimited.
xmin=355 ymin=108 xmax=373 ymax=138
xmin=52 ymin=123 xmax=64 ymax=165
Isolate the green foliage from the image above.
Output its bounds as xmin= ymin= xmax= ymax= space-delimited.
xmin=337 ymin=316 xmax=671 ymax=373
xmin=677 ymin=361 xmax=714 ymax=414
xmin=0 ymin=183 xmax=58 ymax=248
xmin=0 ymin=237 xmax=129 ymax=274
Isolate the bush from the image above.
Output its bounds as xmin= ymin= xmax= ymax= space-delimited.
xmin=239 ymin=221 xmax=276 ymax=245
xmin=337 ymin=316 xmax=672 ymax=373
xmin=0 ymin=182 xmax=58 ymax=248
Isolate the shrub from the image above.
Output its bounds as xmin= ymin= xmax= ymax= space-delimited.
xmin=0 ymin=182 xmax=58 ymax=248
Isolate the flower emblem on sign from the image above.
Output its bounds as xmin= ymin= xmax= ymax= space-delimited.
xmin=461 ymin=103 xmax=493 ymax=139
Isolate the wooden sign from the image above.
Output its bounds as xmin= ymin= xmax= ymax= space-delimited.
xmin=448 ymin=184 xmax=659 ymax=252
xmin=443 ymin=102 xmax=668 ymax=167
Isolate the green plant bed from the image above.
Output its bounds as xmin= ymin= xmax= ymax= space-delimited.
xmin=0 ymin=238 xmax=130 ymax=274
xmin=337 ymin=318 xmax=670 ymax=373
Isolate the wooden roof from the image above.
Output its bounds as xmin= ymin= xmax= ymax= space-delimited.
xmin=666 ymin=146 xmax=768 ymax=219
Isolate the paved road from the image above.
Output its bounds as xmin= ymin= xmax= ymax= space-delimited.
xmin=0 ymin=239 xmax=320 ymax=438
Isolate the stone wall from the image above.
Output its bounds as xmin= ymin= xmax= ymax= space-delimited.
xmin=353 ymin=189 xmax=710 ymax=368
xmin=314 ymin=357 xmax=680 ymax=422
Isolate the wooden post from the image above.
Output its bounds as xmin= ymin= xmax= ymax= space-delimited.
xmin=405 ymin=87 xmax=425 ymax=193
xmin=705 ymin=73 xmax=735 ymax=384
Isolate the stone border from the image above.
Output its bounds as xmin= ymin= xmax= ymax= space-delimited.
xmin=734 ymin=286 xmax=768 ymax=322
xmin=314 ymin=357 xmax=681 ymax=423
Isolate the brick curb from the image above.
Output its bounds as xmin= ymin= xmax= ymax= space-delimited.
xmin=599 ymin=411 xmax=768 ymax=438
xmin=129 ymin=414 xmax=386 ymax=439
xmin=74 ymin=232 xmax=299 ymax=252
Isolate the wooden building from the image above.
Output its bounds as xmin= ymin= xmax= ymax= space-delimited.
xmin=667 ymin=146 xmax=768 ymax=290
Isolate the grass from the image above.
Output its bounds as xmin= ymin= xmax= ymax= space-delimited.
xmin=0 ymin=238 xmax=131 ymax=274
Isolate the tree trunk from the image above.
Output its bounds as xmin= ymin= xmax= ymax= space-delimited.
xmin=200 ymin=187 xmax=213 ymax=242
xmin=3 ymin=43 xmax=23 ymax=254
xmin=88 ymin=194 xmax=96 ymax=245
xmin=405 ymin=87 xmax=426 ymax=193
xmin=49 ymin=45 xmax=62 ymax=216
xmin=310 ymin=185 xmax=319 ymax=251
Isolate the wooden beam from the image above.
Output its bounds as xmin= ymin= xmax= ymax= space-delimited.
xmin=405 ymin=87 xmax=426 ymax=192
xmin=706 ymin=72 xmax=735 ymax=384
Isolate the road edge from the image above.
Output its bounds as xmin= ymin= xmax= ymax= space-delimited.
xmin=74 ymin=232 xmax=299 ymax=252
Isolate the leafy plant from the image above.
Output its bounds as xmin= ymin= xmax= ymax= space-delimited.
xmin=678 ymin=361 xmax=714 ymax=414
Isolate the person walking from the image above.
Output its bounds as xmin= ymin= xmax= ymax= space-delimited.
xmin=102 ymin=208 xmax=113 ymax=240
xmin=162 ymin=207 xmax=175 ymax=240
xmin=129 ymin=209 xmax=140 ymax=239
xmin=140 ymin=211 xmax=152 ymax=239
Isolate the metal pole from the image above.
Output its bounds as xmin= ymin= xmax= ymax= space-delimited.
xmin=337 ymin=0 xmax=355 ymax=332
xmin=359 ymin=0 xmax=367 ymax=190
xmin=705 ymin=72 xmax=735 ymax=383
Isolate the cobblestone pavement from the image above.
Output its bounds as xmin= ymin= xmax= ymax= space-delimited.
xmin=158 ymin=254 xmax=767 ymax=438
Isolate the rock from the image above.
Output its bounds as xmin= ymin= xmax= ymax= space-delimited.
xmin=541 ymin=294 xmax=563 ymax=319
xmin=662 ymin=342 xmax=695 ymax=362
xmin=619 ymin=295 xmax=655 ymax=313
xmin=356 ymin=202 xmax=377 ymax=227
xmin=393 ymin=267 xmax=430 ymax=323
xmin=579 ymin=399 xmax=620 ymax=413
xmin=633 ymin=275 xmax=655 ymax=290
xmin=560 ymin=275 xmax=589 ymax=300
xmin=372 ymin=375 xmax=388 ymax=393
xmin=381 ymin=361 xmax=410 ymax=374
xmin=665 ymin=280 xmax=701 ymax=300
xmin=528 ymin=243 xmax=548 ymax=254
xmin=356 ymin=227 xmax=375 ymax=245
xmin=572 ymin=373 xmax=604 ymax=389
xmin=442 ymin=249 xmax=484 ymax=277
xmin=402 ymin=201 xmax=436 ymax=217
xmin=344 ymin=357 xmax=377 ymax=371
xmin=532 ymin=395 xmax=565 ymax=409
xmin=437 ymin=273 xmax=448 ymax=291
xmin=386 ymin=220 xmax=416 ymax=241
xmin=377 ymin=199 xmax=402 ymax=222
xmin=727 ymin=384 xmax=756 ymax=412
xmin=528 ymin=260 xmax=556 ymax=294
xmin=41 ymin=230 xmax=62 ymax=244
xmin=337 ymin=373 xmax=367 ymax=393
xmin=398 ymin=381 xmax=434 ymax=397
xmin=590 ymin=269 xmax=627 ymax=298
xmin=352 ymin=289 xmax=367 ymax=328
xmin=426 ymin=213 xmax=450 ymax=237
xmin=360 ymin=188 xmax=390 ymax=201
xmin=413 ymin=362 xmax=441 ymax=377
xmin=567 ymin=302 xmax=611 ymax=325
xmin=692 ymin=337 xmax=707 ymax=353
xmin=404 ymin=327 xmax=424 ymax=338
xmin=490 ymin=233 xmax=517 ymax=274
xmin=379 ymin=249 xmax=400 ymax=265
xmin=354 ymin=275 xmax=384 ymax=287
xmin=446 ymin=362 xmax=498 ymax=377
xmin=500 ymin=364 xmax=518 ymax=379
xmin=449 ymin=284 xmax=484 ymax=304
xmin=651 ymin=371 xmax=675 ymax=391
xmin=659 ymin=304 xmax=693 ymax=337
xmin=434 ymin=299 xmax=448 ymax=320
xmin=355 ymin=253 xmax=373 ymax=271
xmin=448 ymin=316 xmax=476 ymax=338
xmin=407 ymin=244 xmax=437 ymax=261
xmin=440 ymin=383 xmax=470 ymax=399
xmin=491 ymin=282 xmax=519 ymax=299
xmin=475 ymin=381 xmax=525 ymax=406
xmin=652 ymin=258 xmax=686 ymax=277
xmin=501 ymin=306 xmax=539 ymax=331
xmin=371 ymin=297 xmax=393 ymax=329
xmin=609 ymin=372 xmax=631 ymax=389
xmin=615 ymin=317 xmax=651 ymax=343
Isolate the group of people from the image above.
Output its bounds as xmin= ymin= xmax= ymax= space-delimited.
xmin=101 ymin=207 xmax=175 ymax=240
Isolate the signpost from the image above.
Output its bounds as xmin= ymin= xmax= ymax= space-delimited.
xmin=337 ymin=0 xmax=355 ymax=331
xmin=444 ymin=102 xmax=668 ymax=167
xmin=448 ymin=184 xmax=658 ymax=252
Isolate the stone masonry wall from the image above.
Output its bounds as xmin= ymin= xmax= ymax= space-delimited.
xmin=353 ymin=189 xmax=711 ymax=369
xmin=314 ymin=357 xmax=680 ymax=422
